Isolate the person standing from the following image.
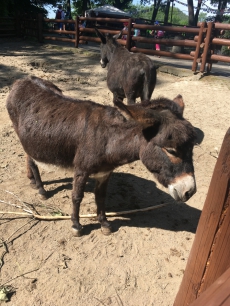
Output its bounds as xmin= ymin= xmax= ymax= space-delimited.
xmin=122 ymin=22 xmax=128 ymax=40
xmin=56 ymin=5 xmax=65 ymax=34
xmin=132 ymin=23 xmax=140 ymax=48
xmin=151 ymin=21 xmax=164 ymax=57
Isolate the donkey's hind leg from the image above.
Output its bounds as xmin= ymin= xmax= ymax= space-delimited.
xmin=95 ymin=172 xmax=112 ymax=235
xmin=26 ymin=155 xmax=48 ymax=199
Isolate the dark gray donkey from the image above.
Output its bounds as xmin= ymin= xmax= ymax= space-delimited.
xmin=95 ymin=28 xmax=157 ymax=104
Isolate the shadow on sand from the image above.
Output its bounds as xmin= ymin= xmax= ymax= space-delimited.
xmin=43 ymin=171 xmax=201 ymax=236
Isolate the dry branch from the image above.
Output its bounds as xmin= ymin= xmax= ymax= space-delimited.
xmin=0 ymin=203 xmax=168 ymax=220
xmin=1 ymin=190 xmax=33 ymax=214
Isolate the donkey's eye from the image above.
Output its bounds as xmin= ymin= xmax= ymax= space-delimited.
xmin=165 ymin=148 xmax=177 ymax=155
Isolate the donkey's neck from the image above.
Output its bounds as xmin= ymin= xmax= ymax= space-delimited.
xmin=109 ymin=43 xmax=127 ymax=58
xmin=106 ymin=123 xmax=145 ymax=166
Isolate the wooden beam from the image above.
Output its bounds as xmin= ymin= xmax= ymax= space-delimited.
xmin=174 ymin=128 xmax=230 ymax=306
xmin=189 ymin=267 xmax=230 ymax=306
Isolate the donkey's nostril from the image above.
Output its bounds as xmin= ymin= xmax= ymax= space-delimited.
xmin=184 ymin=191 xmax=189 ymax=201
xmin=183 ymin=187 xmax=196 ymax=202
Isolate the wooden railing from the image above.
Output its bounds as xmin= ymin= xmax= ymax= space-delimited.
xmin=42 ymin=15 xmax=230 ymax=73
xmin=0 ymin=17 xmax=16 ymax=37
xmin=4 ymin=14 xmax=230 ymax=73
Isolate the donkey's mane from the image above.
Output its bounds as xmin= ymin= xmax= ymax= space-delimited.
xmin=141 ymin=97 xmax=183 ymax=117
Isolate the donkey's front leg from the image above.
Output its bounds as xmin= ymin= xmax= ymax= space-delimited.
xmin=71 ymin=171 xmax=89 ymax=237
xmin=95 ymin=172 xmax=112 ymax=235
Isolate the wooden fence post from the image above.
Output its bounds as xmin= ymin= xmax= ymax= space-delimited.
xmin=189 ymin=267 xmax=230 ymax=306
xmin=200 ymin=21 xmax=213 ymax=73
xmin=15 ymin=15 xmax=19 ymax=37
xmin=126 ymin=18 xmax=133 ymax=51
xmin=75 ymin=16 xmax=79 ymax=48
xmin=37 ymin=13 xmax=43 ymax=43
xmin=174 ymin=128 xmax=230 ymax=306
xmin=192 ymin=22 xmax=206 ymax=72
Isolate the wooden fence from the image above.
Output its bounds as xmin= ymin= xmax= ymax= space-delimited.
xmin=174 ymin=128 xmax=230 ymax=306
xmin=0 ymin=17 xmax=16 ymax=38
xmin=42 ymin=15 xmax=230 ymax=73
xmin=2 ymin=14 xmax=230 ymax=73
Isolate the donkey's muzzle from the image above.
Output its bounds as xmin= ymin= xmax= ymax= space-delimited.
xmin=168 ymin=174 xmax=196 ymax=202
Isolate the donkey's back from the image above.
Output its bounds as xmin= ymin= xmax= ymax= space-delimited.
xmin=6 ymin=76 xmax=125 ymax=169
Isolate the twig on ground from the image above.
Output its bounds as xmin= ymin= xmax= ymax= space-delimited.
xmin=0 ymin=200 xmax=32 ymax=214
xmin=0 ymin=220 xmax=39 ymax=276
xmin=0 ymin=199 xmax=23 ymax=210
xmin=0 ymin=203 xmax=168 ymax=221
xmin=115 ymin=287 xmax=124 ymax=306
xmin=0 ymin=239 xmax=8 ymax=270
xmin=3 ymin=219 xmax=36 ymax=244
xmin=0 ymin=189 xmax=33 ymax=213
xmin=196 ymin=144 xmax=219 ymax=159
xmin=0 ymin=211 xmax=32 ymax=217
xmin=0 ymin=265 xmax=42 ymax=287
xmin=94 ymin=297 xmax=108 ymax=306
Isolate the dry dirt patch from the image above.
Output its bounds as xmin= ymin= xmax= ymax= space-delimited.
xmin=0 ymin=38 xmax=229 ymax=306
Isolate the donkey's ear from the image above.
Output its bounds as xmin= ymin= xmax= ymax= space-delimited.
xmin=113 ymin=31 xmax=122 ymax=40
xmin=95 ymin=28 xmax=106 ymax=44
xmin=114 ymin=99 xmax=133 ymax=120
xmin=114 ymin=99 xmax=161 ymax=128
xmin=173 ymin=94 xmax=184 ymax=115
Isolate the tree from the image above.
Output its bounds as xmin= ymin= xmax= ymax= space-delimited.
xmin=3 ymin=0 xmax=59 ymax=17
xmin=126 ymin=3 xmax=188 ymax=25
xmin=211 ymin=0 xmax=230 ymax=21
xmin=187 ymin=0 xmax=195 ymax=25
xmin=194 ymin=0 xmax=203 ymax=25
xmin=151 ymin=0 xmax=163 ymax=21
xmin=162 ymin=0 xmax=171 ymax=24
xmin=72 ymin=0 xmax=91 ymax=16
xmin=198 ymin=11 xmax=207 ymax=22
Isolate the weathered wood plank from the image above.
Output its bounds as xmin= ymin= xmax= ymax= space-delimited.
xmin=189 ymin=267 xmax=230 ymax=306
xmin=174 ymin=128 xmax=230 ymax=306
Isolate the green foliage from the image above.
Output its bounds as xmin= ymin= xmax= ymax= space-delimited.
xmin=72 ymin=0 xmax=84 ymax=16
xmin=222 ymin=20 xmax=230 ymax=55
xmin=198 ymin=12 xmax=207 ymax=22
xmin=126 ymin=4 xmax=188 ymax=25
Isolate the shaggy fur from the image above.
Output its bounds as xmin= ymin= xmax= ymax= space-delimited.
xmin=95 ymin=29 xmax=157 ymax=105
xmin=6 ymin=76 xmax=196 ymax=236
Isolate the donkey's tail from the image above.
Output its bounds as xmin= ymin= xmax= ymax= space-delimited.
xmin=142 ymin=65 xmax=157 ymax=101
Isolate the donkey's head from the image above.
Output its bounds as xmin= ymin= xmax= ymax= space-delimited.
xmin=115 ymin=95 xmax=196 ymax=202
xmin=95 ymin=28 xmax=122 ymax=68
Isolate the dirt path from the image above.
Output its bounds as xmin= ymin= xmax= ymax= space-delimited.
xmin=0 ymin=38 xmax=229 ymax=306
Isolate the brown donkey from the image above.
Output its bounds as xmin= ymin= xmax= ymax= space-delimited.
xmin=6 ymin=76 xmax=196 ymax=236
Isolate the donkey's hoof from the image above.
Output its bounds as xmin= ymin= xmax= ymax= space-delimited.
xmin=38 ymin=191 xmax=48 ymax=200
xmin=30 ymin=182 xmax=37 ymax=190
xmin=101 ymin=226 xmax=112 ymax=236
xmin=72 ymin=226 xmax=83 ymax=237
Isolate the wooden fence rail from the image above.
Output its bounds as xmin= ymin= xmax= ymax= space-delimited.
xmin=42 ymin=15 xmax=230 ymax=73
xmin=2 ymin=14 xmax=230 ymax=73
xmin=0 ymin=17 xmax=16 ymax=38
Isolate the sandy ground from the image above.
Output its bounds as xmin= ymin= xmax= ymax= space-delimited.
xmin=0 ymin=38 xmax=230 ymax=306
